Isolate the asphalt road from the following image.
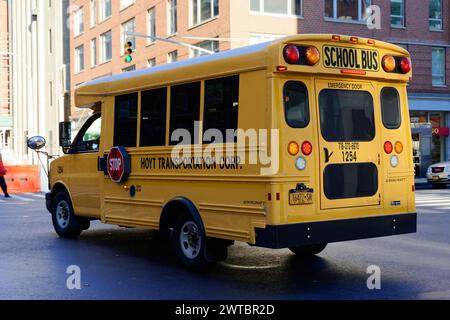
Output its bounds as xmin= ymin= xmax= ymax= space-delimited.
xmin=0 ymin=190 xmax=449 ymax=300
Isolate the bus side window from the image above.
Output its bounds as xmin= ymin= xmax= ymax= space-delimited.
xmin=73 ymin=115 xmax=102 ymax=153
xmin=114 ymin=93 xmax=138 ymax=147
xmin=169 ymin=82 xmax=201 ymax=145
xmin=284 ymin=81 xmax=310 ymax=128
xmin=203 ymin=75 xmax=239 ymax=143
xmin=381 ymin=87 xmax=401 ymax=129
xmin=140 ymin=88 xmax=167 ymax=147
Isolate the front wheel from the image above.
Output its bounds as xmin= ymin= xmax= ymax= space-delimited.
xmin=52 ymin=191 xmax=90 ymax=239
xmin=289 ymin=243 xmax=327 ymax=257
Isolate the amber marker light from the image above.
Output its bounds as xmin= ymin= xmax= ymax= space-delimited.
xmin=382 ymin=55 xmax=396 ymax=72
xmin=350 ymin=37 xmax=359 ymax=44
xmin=395 ymin=141 xmax=404 ymax=154
xmin=367 ymin=39 xmax=376 ymax=45
xmin=305 ymin=47 xmax=320 ymax=66
xmin=332 ymin=35 xmax=341 ymax=41
xmin=288 ymin=141 xmax=300 ymax=156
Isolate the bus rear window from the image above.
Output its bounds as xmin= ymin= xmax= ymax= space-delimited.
xmin=319 ymin=89 xmax=375 ymax=142
xmin=381 ymin=87 xmax=401 ymax=129
xmin=324 ymin=163 xmax=378 ymax=199
xmin=284 ymin=81 xmax=310 ymax=128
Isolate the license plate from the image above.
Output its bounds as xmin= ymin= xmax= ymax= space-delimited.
xmin=289 ymin=191 xmax=313 ymax=205
xmin=433 ymin=176 xmax=440 ymax=181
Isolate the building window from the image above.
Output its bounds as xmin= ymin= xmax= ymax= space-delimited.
xmin=191 ymin=0 xmax=219 ymax=26
xmin=100 ymin=30 xmax=112 ymax=63
xmin=190 ymin=40 xmax=219 ymax=57
xmin=74 ymin=7 xmax=84 ymax=36
xmin=170 ymin=82 xmax=201 ymax=145
xmin=121 ymin=0 xmax=135 ymax=10
xmin=148 ymin=58 xmax=156 ymax=67
xmin=122 ymin=65 xmax=136 ymax=72
xmin=432 ymin=47 xmax=446 ymax=86
xmin=251 ymin=0 xmax=302 ymax=16
xmin=75 ymin=45 xmax=85 ymax=73
xmin=203 ymin=76 xmax=239 ymax=143
xmin=90 ymin=0 xmax=97 ymax=27
xmin=429 ymin=0 xmax=442 ymax=30
xmin=147 ymin=7 xmax=156 ymax=44
xmin=99 ymin=0 xmax=112 ymax=21
xmin=390 ymin=0 xmax=404 ymax=27
xmin=140 ymin=88 xmax=168 ymax=147
xmin=91 ymin=38 xmax=97 ymax=67
xmin=114 ymin=93 xmax=138 ymax=147
xmin=122 ymin=18 xmax=136 ymax=49
xmin=324 ymin=0 xmax=372 ymax=22
xmin=168 ymin=0 xmax=177 ymax=35
xmin=168 ymin=50 xmax=178 ymax=63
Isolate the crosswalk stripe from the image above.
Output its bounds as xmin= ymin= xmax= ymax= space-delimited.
xmin=24 ymin=193 xmax=45 ymax=198
xmin=8 ymin=195 xmax=34 ymax=202
xmin=416 ymin=200 xmax=450 ymax=204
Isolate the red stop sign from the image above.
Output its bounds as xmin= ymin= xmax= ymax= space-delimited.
xmin=107 ymin=146 xmax=130 ymax=183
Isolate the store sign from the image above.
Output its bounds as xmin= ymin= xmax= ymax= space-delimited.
xmin=432 ymin=127 xmax=449 ymax=136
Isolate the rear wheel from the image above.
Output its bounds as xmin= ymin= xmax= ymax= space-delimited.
xmin=52 ymin=191 xmax=90 ymax=239
xmin=289 ymin=243 xmax=327 ymax=257
xmin=173 ymin=213 xmax=227 ymax=271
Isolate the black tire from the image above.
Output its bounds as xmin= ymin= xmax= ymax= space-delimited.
xmin=51 ymin=191 xmax=90 ymax=239
xmin=173 ymin=213 xmax=224 ymax=271
xmin=289 ymin=243 xmax=327 ymax=257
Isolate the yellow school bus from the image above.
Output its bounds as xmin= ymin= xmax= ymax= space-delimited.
xmin=42 ymin=34 xmax=417 ymax=270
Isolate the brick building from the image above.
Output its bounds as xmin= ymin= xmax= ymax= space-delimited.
xmin=70 ymin=0 xmax=450 ymax=175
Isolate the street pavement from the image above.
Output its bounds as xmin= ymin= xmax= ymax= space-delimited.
xmin=0 ymin=189 xmax=449 ymax=300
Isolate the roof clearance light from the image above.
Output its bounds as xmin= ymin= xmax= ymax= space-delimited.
xmin=350 ymin=37 xmax=359 ymax=44
xmin=368 ymin=39 xmax=376 ymax=45
xmin=332 ymin=35 xmax=341 ymax=41
xmin=395 ymin=141 xmax=404 ymax=154
xmin=400 ymin=57 xmax=411 ymax=74
xmin=301 ymin=141 xmax=313 ymax=156
xmin=382 ymin=55 xmax=396 ymax=72
xmin=288 ymin=141 xmax=300 ymax=156
xmin=305 ymin=47 xmax=320 ymax=66
xmin=283 ymin=45 xmax=300 ymax=64
xmin=384 ymin=141 xmax=393 ymax=154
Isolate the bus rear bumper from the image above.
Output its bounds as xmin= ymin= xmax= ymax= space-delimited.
xmin=255 ymin=213 xmax=417 ymax=249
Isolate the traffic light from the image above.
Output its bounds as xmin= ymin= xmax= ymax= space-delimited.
xmin=124 ymin=41 xmax=133 ymax=63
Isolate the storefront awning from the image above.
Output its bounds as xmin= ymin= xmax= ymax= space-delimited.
xmin=409 ymin=93 xmax=450 ymax=112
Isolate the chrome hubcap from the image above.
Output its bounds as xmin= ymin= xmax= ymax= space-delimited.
xmin=56 ymin=200 xmax=70 ymax=229
xmin=180 ymin=221 xmax=201 ymax=259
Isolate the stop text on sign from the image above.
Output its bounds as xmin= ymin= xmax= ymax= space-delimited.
xmin=107 ymin=146 xmax=131 ymax=183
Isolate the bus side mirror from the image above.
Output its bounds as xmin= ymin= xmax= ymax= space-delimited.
xmin=59 ymin=121 xmax=72 ymax=151
xmin=27 ymin=136 xmax=46 ymax=150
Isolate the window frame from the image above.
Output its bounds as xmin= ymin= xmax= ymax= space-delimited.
xmin=190 ymin=0 xmax=220 ymax=27
xmin=283 ymin=81 xmax=310 ymax=129
xmin=432 ymin=47 xmax=446 ymax=86
xmin=114 ymin=93 xmax=139 ymax=148
xmin=100 ymin=30 xmax=112 ymax=63
xmin=147 ymin=7 xmax=156 ymax=45
xmin=250 ymin=0 xmax=303 ymax=18
xmin=99 ymin=0 xmax=112 ymax=22
xmin=74 ymin=6 xmax=84 ymax=37
xmin=167 ymin=0 xmax=178 ymax=36
xmin=71 ymin=113 xmax=102 ymax=154
xmin=74 ymin=45 xmax=85 ymax=73
xmin=90 ymin=0 xmax=97 ymax=28
xmin=121 ymin=18 xmax=136 ymax=50
xmin=381 ymin=87 xmax=402 ymax=130
xmin=120 ymin=0 xmax=135 ymax=11
xmin=429 ymin=0 xmax=443 ymax=31
xmin=90 ymin=38 xmax=97 ymax=67
xmin=140 ymin=87 xmax=168 ymax=147
xmin=390 ymin=0 xmax=405 ymax=28
xmin=324 ymin=0 xmax=372 ymax=23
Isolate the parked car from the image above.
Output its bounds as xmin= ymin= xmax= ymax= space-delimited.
xmin=426 ymin=162 xmax=450 ymax=189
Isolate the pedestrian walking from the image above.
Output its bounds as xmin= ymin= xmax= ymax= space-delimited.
xmin=0 ymin=152 xmax=11 ymax=198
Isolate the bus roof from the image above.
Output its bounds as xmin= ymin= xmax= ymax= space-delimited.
xmin=75 ymin=34 xmax=410 ymax=106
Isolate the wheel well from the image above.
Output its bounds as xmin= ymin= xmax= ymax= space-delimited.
xmin=159 ymin=198 xmax=202 ymax=234
xmin=51 ymin=183 xmax=70 ymax=202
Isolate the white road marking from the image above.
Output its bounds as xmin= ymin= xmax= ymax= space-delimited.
xmin=24 ymin=193 xmax=45 ymax=198
xmin=7 ymin=195 xmax=34 ymax=202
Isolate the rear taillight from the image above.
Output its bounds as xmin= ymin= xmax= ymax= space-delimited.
xmin=305 ymin=47 xmax=320 ymax=65
xmin=395 ymin=141 xmax=404 ymax=154
xmin=384 ymin=141 xmax=393 ymax=154
xmin=301 ymin=141 xmax=313 ymax=156
xmin=382 ymin=55 xmax=396 ymax=72
xmin=288 ymin=141 xmax=300 ymax=156
xmin=399 ymin=57 xmax=411 ymax=74
xmin=283 ymin=45 xmax=300 ymax=64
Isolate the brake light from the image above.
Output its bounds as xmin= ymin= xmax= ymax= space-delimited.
xmin=301 ymin=141 xmax=313 ymax=156
xmin=382 ymin=55 xmax=396 ymax=72
xmin=288 ymin=141 xmax=300 ymax=156
xmin=305 ymin=47 xmax=320 ymax=66
xmin=384 ymin=141 xmax=393 ymax=154
xmin=283 ymin=45 xmax=300 ymax=64
xmin=400 ymin=57 xmax=411 ymax=74
xmin=395 ymin=141 xmax=404 ymax=154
